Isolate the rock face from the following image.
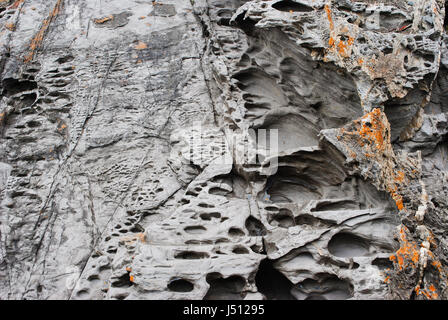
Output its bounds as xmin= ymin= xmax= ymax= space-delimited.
xmin=0 ymin=0 xmax=447 ymax=300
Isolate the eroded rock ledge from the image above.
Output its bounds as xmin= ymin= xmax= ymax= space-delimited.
xmin=0 ymin=0 xmax=447 ymax=300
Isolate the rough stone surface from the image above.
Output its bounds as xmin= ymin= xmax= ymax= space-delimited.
xmin=0 ymin=0 xmax=447 ymax=300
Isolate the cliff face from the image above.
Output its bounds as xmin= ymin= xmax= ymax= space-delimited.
xmin=0 ymin=0 xmax=447 ymax=300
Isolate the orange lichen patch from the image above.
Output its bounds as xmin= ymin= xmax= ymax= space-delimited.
xmin=126 ymin=267 xmax=132 ymax=272
xmin=358 ymin=58 xmax=364 ymax=65
xmin=394 ymin=197 xmax=404 ymax=210
xmin=337 ymin=108 xmax=411 ymax=211
xmin=387 ymin=184 xmax=404 ymax=211
xmin=134 ymin=41 xmax=147 ymax=50
xmin=427 ymin=233 xmax=437 ymax=249
xmin=415 ymin=284 xmax=420 ymax=295
xmin=390 ymin=226 xmax=420 ymax=271
xmin=323 ymin=5 xmax=356 ymax=60
xmin=431 ymin=260 xmax=445 ymax=278
xmin=57 ymin=123 xmax=67 ymax=132
xmin=432 ymin=260 xmax=442 ymax=270
xmin=337 ymin=40 xmax=346 ymax=54
xmin=138 ymin=16 xmax=146 ymax=20
xmin=395 ymin=170 xmax=405 ymax=183
xmin=336 ymin=40 xmax=350 ymax=57
xmin=415 ymin=284 xmax=438 ymax=299
xmin=129 ymin=275 xmax=135 ymax=282
xmin=347 ymin=36 xmax=355 ymax=46
xmin=324 ymin=4 xmax=334 ymax=31
xmin=326 ymin=22 xmax=356 ymax=59
xmin=383 ymin=276 xmax=390 ymax=283
xmin=5 ymin=22 xmax=15 ymax=31
xmin=358 ymin=109 xmax=386 ymax=151
xmin=94 ymin=15 xmax=113 ymax=24
xmin=24 ymin=0 xmax=64 ymax=63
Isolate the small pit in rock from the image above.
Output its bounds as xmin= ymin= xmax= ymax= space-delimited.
xmin=255 ymin=259 xmax=295 ymax=300
xmin=272 ymin=0 xmax=314 ymax=12
xmin=167 ymin=279 xmax=194 ymax=292
xmin=245 ymin=216 xmax=267 ymax=236
xmin=204 ymin=274 xmax=246 ymax=300
xmin=291 ymin=274 xmax=353 ymax=300
xmin=174 ymin=251 xmax=210 ymax=259
xmin=328 ymin=232 xmax=369 ymax=258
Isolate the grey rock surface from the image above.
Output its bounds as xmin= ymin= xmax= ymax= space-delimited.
xmin=0 ymin=0 xmax=447 ymax=300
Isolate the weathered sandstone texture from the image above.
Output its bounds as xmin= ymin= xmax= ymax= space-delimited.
xmin=0 ymin=0 xmax=447 ymax=300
